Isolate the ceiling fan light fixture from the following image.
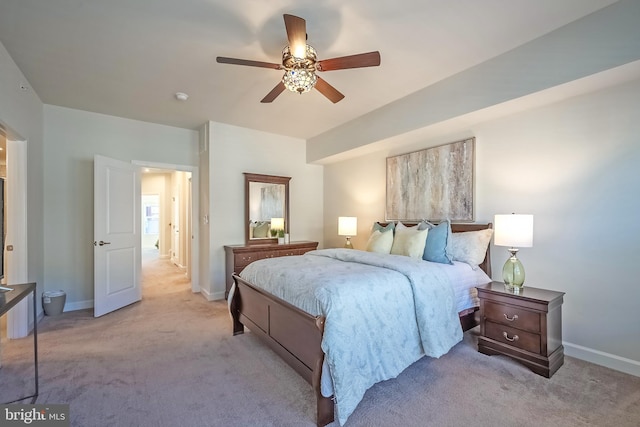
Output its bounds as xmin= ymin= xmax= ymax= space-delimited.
xmin=292 ymin=45 xmax=307 ymax=59
xmin=281 ymin=44 xmax=318 ymax=94
xmin=282 ymin=68 xmax=317 ymax=94
xmin=216 ymin=14 xmax=380 ymax=103
xmin=282 ymin=44 xmax=317 ymax=64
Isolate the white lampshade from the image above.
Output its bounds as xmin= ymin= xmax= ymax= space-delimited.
xmin=338 ymin=217 xmax=357 ymax=237
xmin=494 ymin=214 xmax=533 ymax=248
xmin=271 ymin=217 xmax=284 ymax=231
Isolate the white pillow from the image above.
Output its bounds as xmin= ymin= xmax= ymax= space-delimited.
xmin=365 ymin=229 xmax=394 ymax=254
xmin=391 ymin=227 xmax=429 ymax=258
xmin=395 ymin=221 xmax=418 ymax=230
xmin=448 ymin=229 xmax=493 ymax=267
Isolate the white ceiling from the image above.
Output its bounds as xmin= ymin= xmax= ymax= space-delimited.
xmin=0 ymin=0 xmax=620 ymax=140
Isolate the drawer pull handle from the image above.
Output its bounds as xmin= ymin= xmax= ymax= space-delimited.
xmin=503 ymin=332 xmax=519 ymax=342
xmin=504 ymin=313 xmax=519 ymax=322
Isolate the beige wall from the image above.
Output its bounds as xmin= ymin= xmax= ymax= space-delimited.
xmin=199 ymin=121 xmax=324 ymax=300
xmin=322 ymin=78 xmax=640 ymax=375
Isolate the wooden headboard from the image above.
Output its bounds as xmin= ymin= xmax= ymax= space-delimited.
xmin=376 ymin=221 xmax=493 ymax=277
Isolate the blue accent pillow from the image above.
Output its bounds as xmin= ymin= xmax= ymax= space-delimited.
xmin=422 ymin=220 xmax=453 ymax=264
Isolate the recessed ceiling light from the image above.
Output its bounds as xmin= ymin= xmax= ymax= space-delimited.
xmin=175 ymin=92 xmax=189 ymax=101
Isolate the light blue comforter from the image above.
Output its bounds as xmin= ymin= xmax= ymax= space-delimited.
xmin=238 ymin=249 xmax=463 ymax=425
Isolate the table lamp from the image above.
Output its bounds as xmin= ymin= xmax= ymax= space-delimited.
xmin=270 ymin=217 xmax=284 ymax=241
xmin=494 ymin=214 xmax=533 ymax=293
xmin=338 ymin=217 xmax=357 ymax=249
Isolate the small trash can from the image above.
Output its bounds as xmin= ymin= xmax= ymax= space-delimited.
xmin=42 ymin=290 xmax=66 ymax=316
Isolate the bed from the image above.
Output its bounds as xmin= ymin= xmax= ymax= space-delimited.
xmin=229 ymin=222 xmax=493 ymax=426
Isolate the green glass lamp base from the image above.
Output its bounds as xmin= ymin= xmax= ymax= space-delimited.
xmin=503 ymin=248 xmax=525 ymax=293
xmin=344 ymin=237 xmax=353 ymax=249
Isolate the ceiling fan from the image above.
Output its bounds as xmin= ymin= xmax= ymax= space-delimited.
xmin=216 ymin=14 xmax=381 ymax=104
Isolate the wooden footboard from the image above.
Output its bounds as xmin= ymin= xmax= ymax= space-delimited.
xmin=230 ymin=278 xmax=480 ymax=427
xmin=230 ymin=274 xmax=335 ymax=426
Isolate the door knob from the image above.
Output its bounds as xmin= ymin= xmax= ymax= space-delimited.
xmin=94 ymin=240 xmax=112 ymax=246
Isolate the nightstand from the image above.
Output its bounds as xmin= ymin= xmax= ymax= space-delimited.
xmin=477 ymin=282 xmax=565 ymax=378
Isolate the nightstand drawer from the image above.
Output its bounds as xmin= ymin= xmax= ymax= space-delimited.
xmin=485 ymin=321 xmax=541 ymax=354
xmin=484 ymin=301 xmax=540 ymax=333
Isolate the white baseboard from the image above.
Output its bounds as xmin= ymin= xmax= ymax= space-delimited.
xmin=63 ymin=299 xmax=94 ymax=312
xmin=199 ymin=286 xmax=212 ymax=300
xmin=211 ymin=290 xmax=225 ymax=301
xmin=564 ymin=341 xmax=640 ymax=377
xmin=199 ymin=287 xmax=225 ymax=301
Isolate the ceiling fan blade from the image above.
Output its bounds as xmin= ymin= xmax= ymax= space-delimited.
xmin=316 ymin=51 xmax=381 ymax=72
xmin=216 ymin=57 xmax=282 ymax=70
xmin=314 ymin=77 xmax=345 ymax=103
xmin=261 ymin=82 xmax=286 ymax=103
xmin=283 ymin=14 xmax=307 ymax=58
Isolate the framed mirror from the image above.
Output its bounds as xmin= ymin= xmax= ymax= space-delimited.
xmin=244 ymin=173 xmax=291 ymax=245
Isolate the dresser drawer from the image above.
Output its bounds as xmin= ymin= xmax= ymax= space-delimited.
xmin=275 ymin=248 xmax=309 ymax=257
xmin=225 ymin=241 xmax=319 ymax=299
xmin=485 ymin=321 xmax=541 ymax=354
xmin=234 ymin=252 xmax=262 ymax=269
xmin=484 ymin=301 xmax=540 ymax=333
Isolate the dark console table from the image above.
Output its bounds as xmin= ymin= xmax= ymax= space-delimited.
xmin=0 ymin=282 xmax=38 ymax=403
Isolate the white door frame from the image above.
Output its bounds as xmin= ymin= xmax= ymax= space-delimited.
xmin=5 ymin=138 xmax=29 ymax=338
xmin=133 ymin=161 xmax=199 ymax=293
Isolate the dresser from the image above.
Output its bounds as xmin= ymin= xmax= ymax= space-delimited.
xmin=477 ymin=282 xmax=565 ymax=378
xmin=224 ymin=241 xmax=318 ymax=298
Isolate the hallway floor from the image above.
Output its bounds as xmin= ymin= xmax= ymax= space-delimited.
xmin=141 ymin=247 xmax=191 ymax=297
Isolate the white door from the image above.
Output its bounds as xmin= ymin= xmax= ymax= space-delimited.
xmin=94 ymin=155 xmax=141 ymax=317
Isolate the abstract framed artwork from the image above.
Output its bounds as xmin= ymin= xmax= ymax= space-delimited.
xmin=386 ymin=138 xmax=475 ymax=222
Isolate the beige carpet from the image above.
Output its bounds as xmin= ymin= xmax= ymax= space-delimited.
xmin=1 ymin=252 xmax=639 ymax=426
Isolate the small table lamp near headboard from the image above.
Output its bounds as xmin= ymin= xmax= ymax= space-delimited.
xmin=338 ymin=216 xmax=357 ymax=249
xmin=494 ymin=213 xmax=534 ymax=293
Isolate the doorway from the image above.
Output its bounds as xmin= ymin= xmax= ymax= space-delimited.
xmin=94 ymin=158 xmax=199 ymax=317
xmin=142 ymin=194 xmax=160 ymax=251
xmin=0 ymin=123 xmax=29 ymax=339
xmin=136 ymin=161 xmax=198 ymax=295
